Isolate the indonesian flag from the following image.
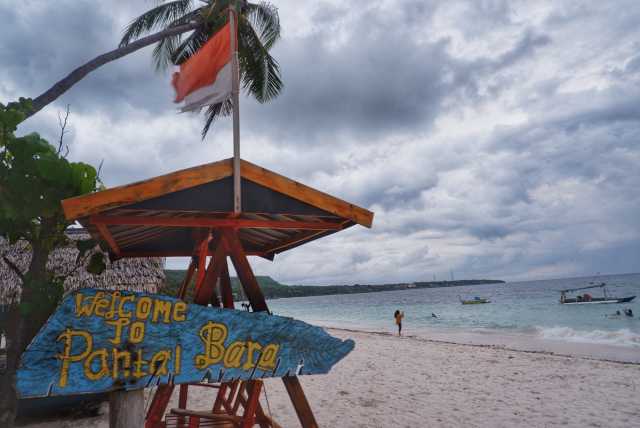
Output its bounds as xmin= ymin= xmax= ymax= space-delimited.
xmin=171 ymin=22 xmax=235 ymax=112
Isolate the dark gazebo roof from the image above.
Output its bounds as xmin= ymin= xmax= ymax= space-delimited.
xmin=61 ymin=159 xmax=373 ymax=261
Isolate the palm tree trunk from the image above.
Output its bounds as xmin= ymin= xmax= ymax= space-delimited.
xmin=24 ymin=22 xmax=202 ymax=119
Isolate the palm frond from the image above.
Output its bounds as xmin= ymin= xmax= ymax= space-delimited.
xmin=151 ymin=34 xmax=182 ymax=73
xmin=238 ymin=19 xmax=283 ymax=103
xmin=120 ymin=0 xmax=195 ymax=47
xmin=171 ymin=26 xmax=210 ymax=65
xmin=244 ymin=2 xmax=280 ymax=51
xmin=201 ymin=99 xmax=232 ymax=139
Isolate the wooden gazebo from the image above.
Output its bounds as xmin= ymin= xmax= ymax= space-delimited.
xmin=61 ymin=158 xmax=373 ymax=427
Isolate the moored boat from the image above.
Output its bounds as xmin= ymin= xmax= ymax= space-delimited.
xmin=458 ymin=295 xmax=491 ymax=304
xmin=560 ymin=273 xmax=636 ymax=305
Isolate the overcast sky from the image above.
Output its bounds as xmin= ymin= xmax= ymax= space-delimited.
xmin=2 ymin=0 xmax=639 ymax=285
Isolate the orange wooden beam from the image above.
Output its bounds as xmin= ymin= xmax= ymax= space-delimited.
xmin=193 ymin=238 xmax=209 ymax=298
xmin=220 ymin=227 xmax=269 ymax=313
xmin=145 ymin=384 xmax=175 ymax=428
xmin=219 ymin=262 xmax=235 ymax=309
xmin=89 ymin=215 xmax=343 ymax=231
xmin=176 ymin=257 xmax=197 ymax=300
xmin=282 ymin=376 xmax=318 ymax=428
xmin=62 ymin=159 xmax=233 ymax=221
xmin=241 ymin=159 xmax=374 ymax=228
xmin=113 ymin=250 xmax=268 ymax=259
xmin=262 ymin=230 xmax=327 ymax=254
xmin=193 ymin=240 xmax=228 ymax=306
xmin=96 ymin=224 xmax=120 ymax=254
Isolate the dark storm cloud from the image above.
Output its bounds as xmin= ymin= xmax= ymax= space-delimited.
xmin=0 ymin=0 xmax=175 ymax=117
xmin=244 ymin=0 xmax=550 ymax=148
xmin=2 ymin=0 xmax=639 ymax=284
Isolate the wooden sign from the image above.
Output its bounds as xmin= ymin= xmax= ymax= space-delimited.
xmin=15 ymin=289 xmax=354 ymax=398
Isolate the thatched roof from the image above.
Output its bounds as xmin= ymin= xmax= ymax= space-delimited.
xmin=0 ymin=230 xmax=165 ymax=307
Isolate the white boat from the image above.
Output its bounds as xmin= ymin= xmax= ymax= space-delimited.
xmin=560 ymin=273 xmax=635 ymax=305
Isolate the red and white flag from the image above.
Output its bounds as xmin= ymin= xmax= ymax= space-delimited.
xmin=171 ymin=22 xmax=235 ymax=112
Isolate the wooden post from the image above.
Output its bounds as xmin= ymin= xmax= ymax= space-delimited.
xmin=219 ymin=261 xmax=235 ymax=309
xmin=145 ymin=385 xmax=175 ymax=428
xmin=282 ymin=376 xmax=318 ymax=428
xmin=110 ymin=389 xmax=144 ymax=428
xmin=193 ymin=239 xmax=229 ymax=306
xmin=176 ymin=256 xmax=197 ymax=300
xmin=229 ymin=6 xmax=241 ymax=213
xmin=219 ymin=227 xmax=269 ymax=313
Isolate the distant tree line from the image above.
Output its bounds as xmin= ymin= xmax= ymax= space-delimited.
xmin=162 ymin=270 xmax=504 ymax=301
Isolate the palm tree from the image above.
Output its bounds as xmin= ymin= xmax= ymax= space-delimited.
xmin=25 ymin=0 xmax=283 ymax=138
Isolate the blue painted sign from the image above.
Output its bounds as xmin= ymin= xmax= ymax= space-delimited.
xmin=15 ymin=289 xmax=354 ymax=398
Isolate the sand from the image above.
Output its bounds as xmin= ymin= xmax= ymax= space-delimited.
xmin=16 ymin=328 xmax=640 ymax=428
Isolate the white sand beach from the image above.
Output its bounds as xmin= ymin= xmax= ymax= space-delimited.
xmin=17 ymin=328 xmax=640 ymax=428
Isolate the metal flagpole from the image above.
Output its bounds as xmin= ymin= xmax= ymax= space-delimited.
xmin=229 ymin=6 xmax=241 ymax=213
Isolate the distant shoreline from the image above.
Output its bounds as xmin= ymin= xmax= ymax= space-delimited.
xmin=162 ymin=270 xmax=504 ymax=300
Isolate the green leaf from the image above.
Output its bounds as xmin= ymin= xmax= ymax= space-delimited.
xmin=22 ymin=203 xmax=39 ymax=221
xmin=18 ymin=302 xmax=34 ymax=316
xmin=45 ymin=282 xmax=64 ymax=297
xmin=79 ymin=178 xmax=94 ymax=195
xmin=42 ymin=238 xmax=54 ymax=252
xmin=30 ymin=280 xmax=45 ymax=291
xmin=18 ymin=97 xmax=34 ymax=111
xmin=37 ymin=153 xmax=61 ymax=180
xmin=85 ymin=164 xmax=97 ymax=183
xmin=37 ymin=153 xmax=72 ymax=182
xmin=76 ymin=238 xmax=98 ymax=257
xmin=98 ymin=238 xmax=111 ymax=252
xmin=8 ymin=136 xmax=38 ymax=160
xmin=71 ymin=162 xmax=85 ymax=187
xmin=87 ymin=252 xmax=107 ymax=275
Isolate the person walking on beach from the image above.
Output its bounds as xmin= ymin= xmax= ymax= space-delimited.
xmin=395 ymin=310 xmax=404 ymax=335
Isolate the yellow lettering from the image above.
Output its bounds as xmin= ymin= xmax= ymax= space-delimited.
xmin=151 ymin=298 xmax=172 ymax=323
xmin=243 ymin=342 xmax=263 ymax=371
xmin=136 ymin=297 xmax=152 ymax=319
xmin=75 ymin=292 xmax=104 ymax=317
xmin=175 ymin=345 xmax=181 ymax=375
xmin=104 ymin=291 xmax=122 ymax=320
xmin=93 ymin=298 xmax=111 ymax=317
xmin=195 ymin=322 xmax=227 ymax=369
xmin=223 ymin=341 xmax=245 ymax=369
xmin=129 ymin=321 xmax=146 ymax=343
xmin=117 ymin=295 xmax=135 ymax=318
xmin=56 ymin=328 xmax=92 ymax=388
xmin=257 ymin=344 xmax=280 ymax=370
xmin=132 ymin=349 xmax=149 ymax=379
xmin=84 ymin=348 xmax=110 ymax=381
xmin=172 ymin=301 xmax=187 ymax=322
xmin=112 ymin=348 xmax=131 ymax=378
xmin=150 ymin=350 xmax=172 ymax=376
xmin=106 ymin=318 xmax=131 ymax=344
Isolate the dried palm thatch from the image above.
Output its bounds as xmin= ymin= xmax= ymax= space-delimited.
xmin=0 ymin=230 xmax=165 ymax=308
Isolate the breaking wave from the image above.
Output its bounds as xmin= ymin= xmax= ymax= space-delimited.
xmin=535 ymin=326 xmax=640 ymax=347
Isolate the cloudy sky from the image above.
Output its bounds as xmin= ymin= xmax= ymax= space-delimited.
xmin=2 ymin=0 xmax=639 ymax=285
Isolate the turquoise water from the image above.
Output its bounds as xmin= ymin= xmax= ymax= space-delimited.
xmin=263 ymin=273 xmax=640 ymax=348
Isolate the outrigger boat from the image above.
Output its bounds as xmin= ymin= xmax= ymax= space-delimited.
xmin=559 ymin=273 xmax=636 ymax=305
xmin=458 ymin=295 xmax=491 ymax=304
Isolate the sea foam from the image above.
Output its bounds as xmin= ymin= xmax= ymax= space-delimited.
xmin=535 ymin=326 xmax=640 ymax=347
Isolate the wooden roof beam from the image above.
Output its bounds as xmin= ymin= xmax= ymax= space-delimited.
xmin=62 ymin=159 xmax=234 ymax=220
xmin=96 ymin=224 xmax=120 ymax=254
xmin=89 ymin=215 xmax=344 ymax=231
xmin=241 ymin=159 xmax=374 ymax=228
xmin=114 ymin=250 xmax=268 ymax=259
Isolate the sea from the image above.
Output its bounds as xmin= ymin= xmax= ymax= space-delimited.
xmin=260 ymin=272 xmax=640 ymax=363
